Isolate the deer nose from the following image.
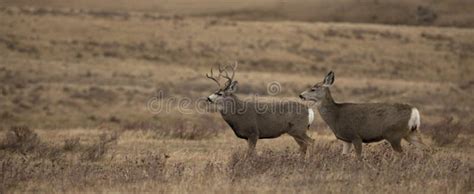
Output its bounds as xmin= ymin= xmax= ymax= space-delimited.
xmin=299 ymin=94 xmax=305 ymax=99
xmin=207 ymin=97 xmax=212 ymax=102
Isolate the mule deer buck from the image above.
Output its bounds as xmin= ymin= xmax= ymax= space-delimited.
xmin=299 ymin=71 xmax=424 ymax=158
xmin=206 ymin=63 xmax=314 ymax=155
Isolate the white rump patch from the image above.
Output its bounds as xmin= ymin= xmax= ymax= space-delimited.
xmin=308 ymin=108 xmax=315 ymax=125
xmin=408 ymin=108 xmax=420 ymax=130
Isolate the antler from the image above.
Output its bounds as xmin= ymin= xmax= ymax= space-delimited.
xmin=206 ymin=67 xmax=221 ymax=88
xmin=206 ymin=62 xmax=238 ymax=89
xmin=222 ymin=62 xmax=238 ymax=87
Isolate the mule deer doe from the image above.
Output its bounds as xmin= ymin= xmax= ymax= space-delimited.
xmin=299 ymin=71 xmax=424 ymax=158
xmin=206 ymin=63 xmax=314 ymax=155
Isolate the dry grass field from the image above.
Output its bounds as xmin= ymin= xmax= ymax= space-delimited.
xmin=0 ymin=1 xmax=473 ymax=193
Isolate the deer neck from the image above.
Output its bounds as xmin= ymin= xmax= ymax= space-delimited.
xmin=317 ymin=89 xmax=339 ymax=129
xmin=219 ymin=94 xmax=244 ymax=116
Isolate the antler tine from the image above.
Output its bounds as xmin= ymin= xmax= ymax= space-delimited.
xmin=217 ymin=64 xmax=224 ymax=72
xmin=230 ymin=61 xmax=238 ymax=80
xmin=206 ymin=67 xmax=221 ymax=87
xmin=222 ymin=62 xmax=238 ymax=86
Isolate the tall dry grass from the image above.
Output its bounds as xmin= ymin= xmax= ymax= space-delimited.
xmin=425 ymin=117 xmax=473 ymax=147
xmin=1 ymin=129 xmax=472 ymax=193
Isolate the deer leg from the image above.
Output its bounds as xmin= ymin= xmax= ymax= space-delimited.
xmin=388 ymin=139 xmax=403 ymax=153
xmin=292 ymin=136 xmax=308 ymax=156
xmin=302 ymin=133 xmax=315 ymax=156
xmin=342 ymin=141 xmax=352 ymax=155
xmin=404 ymin=131 xmax=426 ymax=148
xmin=352 ymin=138 xmax=363 ymax=159
xmin=246 ymin=135 xmax=258 ymax=155
xmin=302 ymin=133 xmax=315 ymax=145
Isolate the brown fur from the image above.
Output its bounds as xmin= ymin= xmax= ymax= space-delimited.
xmin=206 ymin=64 xmax=314 ymax=155
xmin=300 ymin=71 xmax=423 ymax=158
xmin=216 ymin=94 xmax=314 ymax=155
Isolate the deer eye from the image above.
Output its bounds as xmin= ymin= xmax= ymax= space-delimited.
xmin=217 ymin=92 xmax=223 ymax=96
xmin=310 ymin=88 xmax=316 ymax=92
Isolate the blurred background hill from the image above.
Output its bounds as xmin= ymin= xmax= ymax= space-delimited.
xmin=1 ymin=0 xmax=474 ymax=27
xmin=0 ymin=0 xmax=473 ymax=130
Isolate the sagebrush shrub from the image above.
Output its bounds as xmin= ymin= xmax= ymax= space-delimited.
xmin=81 ymin=133 xmax=118 ymax=161
xmin=63 ymin=137 xmax=81 ymax=151
xmin=2 ymin=125 xmax=40 ymax=152
xmin=426 ymin=117 xmax=463 ymax=146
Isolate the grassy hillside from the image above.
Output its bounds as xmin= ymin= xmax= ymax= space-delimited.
xmin=0 ymin=3 xmax=473 ymax=193
xmin=0 ymin=6 xmax=473 ymax=130
xmin=1 ymin=0 xmax=474 ymax=27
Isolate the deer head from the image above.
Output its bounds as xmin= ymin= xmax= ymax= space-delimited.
xmin=206 ymin=62 xmax=238 ymax=104
xmin=299 ymin=71 xmax=334 ymax=102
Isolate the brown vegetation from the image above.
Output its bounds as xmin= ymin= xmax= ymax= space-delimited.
xmin=0 ymin=5 xmax=472 ymax=131
xmin=1 ymin=126 xmax=41 ymax=153
xmin=0 ymin=129 xmax=472 ymax=193
xmin=0 ymin=0 xmax=473 ymax=193
xmin=1 ymin=0 xmax=473 ymax=27
xmin=425 ymin=117 xmax=473 ymax=147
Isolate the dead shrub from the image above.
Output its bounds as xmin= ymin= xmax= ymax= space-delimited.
xmin=81 ymin=133 xmax=118 ymax=161
xmin=70 ymin=86 xmax=117 ymax=103
xmin=226 ymin=140 xmax=469 ymax=191
xmin=158 ymin=117 xmax=222 ymax=140
xmin=0 ymin=137 xmax=471 ymax=193
xmin=416 ymin=6 xmax=437 ymax=24
xmin=0 ymin=150 xmax=169 ymax=193
xmin=0 ymin=126 xmax=64 ymax=162
xmin=324 ymin=28 xmax=352 ymax=39
xmin=1 ymin=125 xmax=40 ymax=152
xmin=123 ymin=115 xmax=222 ymax=140
xmin=227 ymin=149 xmax=305 ymax=181
xmin=0 ymin=111 xmax=14 ymax=120
xmin=123 ymin=120 xmax=161 ymax=130
xmin=420 ymin=32 xmax=453 ymax=42
xmin=202 ymin=161 xmax=224 ymax=180
xmin=63 ymin=137 xmax=81 ymax=151
xmin=112 ymin=152 xmax=168 ymax=182
xmin=426 ymin=117 xmax=464 ymax=147
xmin=169 ymin=122 xmax=219 ymax=140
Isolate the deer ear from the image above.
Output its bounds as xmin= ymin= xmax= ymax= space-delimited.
xmin=323 ymin=71 xmax=335 ymax=87
xmin=227 ymin=81 xmax=238 ymax=92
